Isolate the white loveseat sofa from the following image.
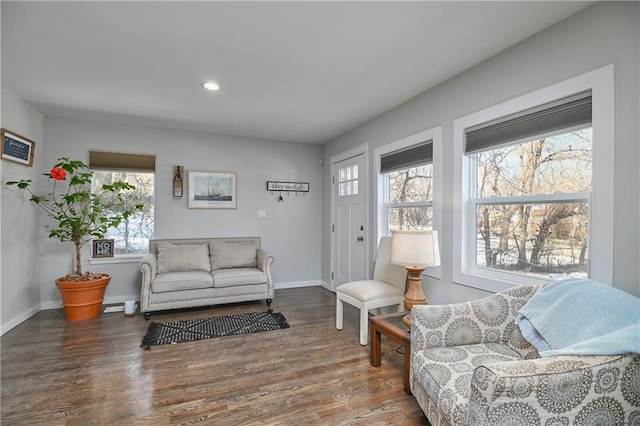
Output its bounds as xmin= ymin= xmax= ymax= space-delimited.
xmin=139 ymin=237 xmax=274 ymax=319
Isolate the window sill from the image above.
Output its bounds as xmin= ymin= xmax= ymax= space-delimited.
xmin=88 ymin=254 xmax=145 ymax=265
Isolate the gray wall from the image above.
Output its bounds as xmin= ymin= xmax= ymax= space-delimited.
xmin=2 ymin=2 xmax=638 ymax=333
xmin=1 ymin=88 xmax=45 ymax=330
xmin=1 ymin=112 xmax=323 ymax=329
xmin=322 ymin=2 xmax=640 ymax=302
xmin=37 ymin=117 xmax=324 ymax=306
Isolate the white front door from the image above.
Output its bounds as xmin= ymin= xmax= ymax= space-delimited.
xmin=331 ymin=152 xmax=368 ymax=290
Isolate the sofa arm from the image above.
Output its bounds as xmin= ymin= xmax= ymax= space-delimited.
xmin=138 ymin=253 xmax=157 ymax=313
xmin=257 ymin=248 xmax=275 ymax=285
xmin=138 ymin=253 xmax=157 ymax=280
xmin=468 ymin=353 xmax=639 ymax=424
xmin=411 ymin=285 xmax=542 ymax=351
xmin=257 ymin=248 xmax=274 ymax=271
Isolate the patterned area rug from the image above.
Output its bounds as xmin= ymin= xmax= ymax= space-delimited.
xmin=141 ymin=310 xmax=289 ymax=347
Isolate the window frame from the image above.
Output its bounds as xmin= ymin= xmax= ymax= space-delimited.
xmin=453 ymin=65 xmax=614 ymax=292
xmin=88 ymin=150 xmax=156 ymax=258
xmin=375 ymin=126 xmax=442 ymax=279
xmin=337 ymin=163 xmax=359 ymax=197
xmin=90 ymin=168 xmax=155 ymax=257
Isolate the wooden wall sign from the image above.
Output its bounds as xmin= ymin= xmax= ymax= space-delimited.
xmin=1 ymin=128 xmax=35 ymax=166
xmin=266 ymin=181 xmax=309 ymax=192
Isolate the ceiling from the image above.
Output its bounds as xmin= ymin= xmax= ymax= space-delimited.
xmin=1 ymin=1 xmax=593 ymax=144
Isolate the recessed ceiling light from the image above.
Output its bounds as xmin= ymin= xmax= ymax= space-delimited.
xmin=201 ymin=81 xmax=220 ymax=91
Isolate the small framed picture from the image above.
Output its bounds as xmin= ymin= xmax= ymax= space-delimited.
xmin=92 ymin=239 xmax=115 ymax=258
xmin=188 ymin=170 xmax=237 ymax=209
xmin=1 ymin=128 xmax=35 ymax=167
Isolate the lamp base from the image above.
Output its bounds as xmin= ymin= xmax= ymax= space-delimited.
xmin=403 ymin=266 xmax=428 ymax=327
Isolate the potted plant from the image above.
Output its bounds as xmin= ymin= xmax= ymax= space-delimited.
xmin=6 ymin=157 xmax=142 ymax=320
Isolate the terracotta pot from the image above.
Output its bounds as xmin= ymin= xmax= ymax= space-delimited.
xmin=55 ymin=274 xmax=111 ymax=321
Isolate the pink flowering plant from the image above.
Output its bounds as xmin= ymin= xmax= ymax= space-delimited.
xmin=6 ymin=157 xmax=141 ymax=280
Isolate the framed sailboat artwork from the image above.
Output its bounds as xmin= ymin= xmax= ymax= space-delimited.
xmin=187 ymin=170 xmax=237 ymax=209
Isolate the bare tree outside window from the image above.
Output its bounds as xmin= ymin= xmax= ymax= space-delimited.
xmin=473 ymin=128 xmax=592 ymax=278
xmin=93 ymin=171 xmax=155 ymax=254
xmin=385 ymin=164 xmax=433 ymax=232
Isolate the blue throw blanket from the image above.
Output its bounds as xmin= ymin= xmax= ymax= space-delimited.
xmin=515 ymin=278 xmax=640 ymax=357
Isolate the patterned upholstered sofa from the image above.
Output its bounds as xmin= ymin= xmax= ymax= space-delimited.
xmin=410 ymin=283 xmax=640 ymax=425
xmin=138 ymin=237 xmax=274 ymax=319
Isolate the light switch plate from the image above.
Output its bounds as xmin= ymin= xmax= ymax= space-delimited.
xmin=257 ymin=209 xmax=266 ymax=219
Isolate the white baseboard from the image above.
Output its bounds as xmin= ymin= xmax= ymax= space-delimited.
xmin=1 ymin=304 xmax=40 ymax=336
xmin=104 ymin=295 xmax=139 ymax=304
xmin=274 ymin=280 xmax=322 ymax=289
xmin=274 ymin=280 xmax=332 ymax=291
xmin=40 ymin=295 xmax=139 ymax=311
xmin=3 ymin=284 xmax=331 ymax=334
xmin=40 ymin=300 xmax=63 ymax=310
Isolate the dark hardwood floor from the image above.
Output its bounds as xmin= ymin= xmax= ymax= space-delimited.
xmin=1 ymin=286 xmax=428 ymax=425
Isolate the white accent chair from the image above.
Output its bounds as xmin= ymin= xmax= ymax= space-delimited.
xmin=335 ymin=236 xmax=408 ymax=345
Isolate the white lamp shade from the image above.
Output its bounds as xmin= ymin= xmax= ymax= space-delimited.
xmin=390 ymin=230 xmax=441 ymax=267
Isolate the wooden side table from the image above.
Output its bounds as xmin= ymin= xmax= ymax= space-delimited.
xmin=369 ymin=311 xmax=411 ymax=394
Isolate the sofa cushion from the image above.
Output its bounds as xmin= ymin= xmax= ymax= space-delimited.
xmin=151 ymin=271 xmax=214 ymax=293
xmin=212 ymin=268 xmax=266 ymax=288
xmin=209 ymin=240 xmax=257 ymax=270
xmin=157 ymin=242 xmax=211 ymax=274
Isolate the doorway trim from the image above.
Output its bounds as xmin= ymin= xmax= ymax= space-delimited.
xmin=329 ymin=143 xmax=369 ymax=292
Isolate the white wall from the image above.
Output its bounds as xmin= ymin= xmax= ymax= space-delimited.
xmin=1 ymin=88 xmax=45 ymax=332
xmin=322 ymin=2 xmax=640 ymax=301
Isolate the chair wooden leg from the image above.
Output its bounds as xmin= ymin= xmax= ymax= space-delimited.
xmin=336 ymin=297 xmax=343 ymax=330
xmin=360 ymin=307 xmax=369 ymax=345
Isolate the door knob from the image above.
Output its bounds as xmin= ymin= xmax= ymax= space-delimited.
xmin=357 ymin=236 xmax=364 ymax=242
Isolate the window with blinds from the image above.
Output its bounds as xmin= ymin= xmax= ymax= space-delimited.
xmin=381 ymin=140 xmax=434 ymax=233
xmin=464 ymin=91 xmax=593 ymax=281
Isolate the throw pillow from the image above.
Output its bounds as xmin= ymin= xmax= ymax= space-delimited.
xmin=157 ymin=242 xmax=211 ymax=273
xmin=210 ymin=240 xmax=257 ymax=270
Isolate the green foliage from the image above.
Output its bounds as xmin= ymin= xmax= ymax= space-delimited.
xmin=6 ymin=157 xmax=142 ymax=275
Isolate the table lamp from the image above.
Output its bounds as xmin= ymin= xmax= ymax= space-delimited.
xmin=390 ymin=229 xmax=441 ymax=327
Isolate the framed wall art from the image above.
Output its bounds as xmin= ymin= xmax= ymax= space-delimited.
xmin=188 ymin=170 xmax=237 ymax=209
xmin=1 ymin=128 xmax=35 ymax=166
xmin=92 ymin=239 xmax=115 ymax=258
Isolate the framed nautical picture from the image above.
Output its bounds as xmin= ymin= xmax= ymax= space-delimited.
xmin=188 ymin=170 xmax=237 ymax=209
xmin=1 ymin=128 xmax=35 ymax=166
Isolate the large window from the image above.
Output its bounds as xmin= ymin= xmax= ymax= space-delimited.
xmin=471 ymin=127 xmax=592 ymax=279
xmin=90 ymin=151 xmax=155 ymax=255
xmin=453 ymin=66 xmax=614 ymax=291
xmin=383 ymin=150 xmax=433 ymax=233
xmin=376 ymin=127 xmax=441 ymax=238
